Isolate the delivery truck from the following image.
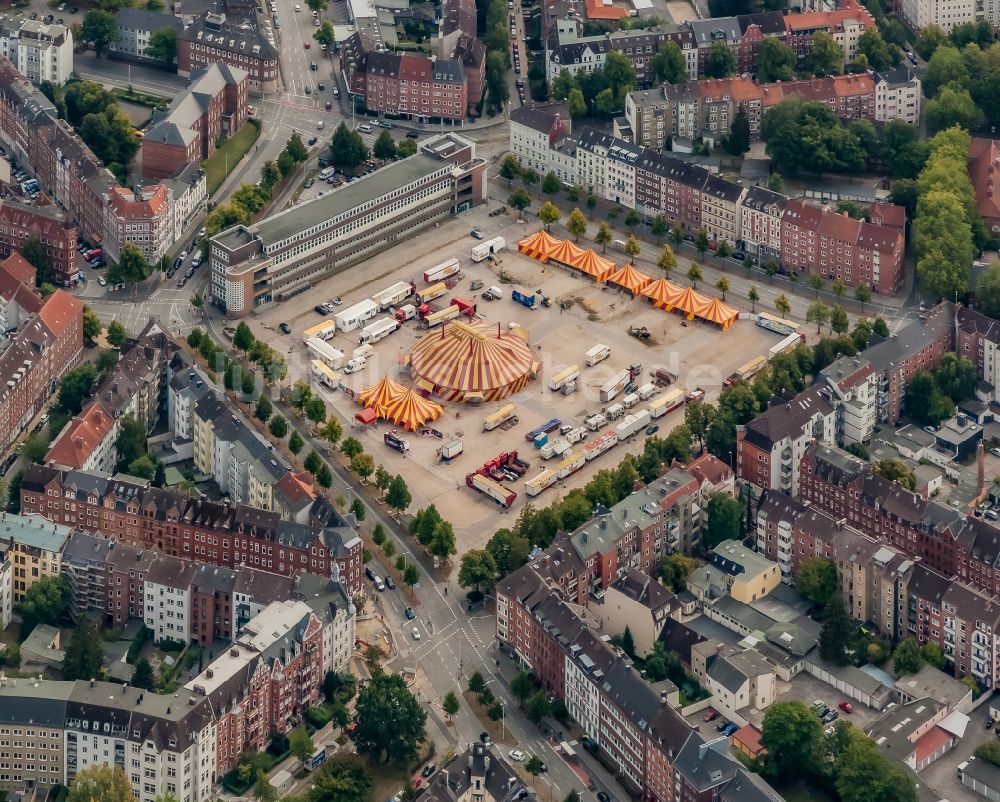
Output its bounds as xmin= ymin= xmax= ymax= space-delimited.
xmin=600 ymin=370 xmax=631 ymax=402
xmin=359 ymin=318 xmax=400 ymax=345
xmin=649 ymin=387 xmax=686 ymax=418
xmin=395 ymin=304 xmax=416 ymax=322
xmin=439 ymin=440 xmax=463 ymax=461
xmin=333 ymin=299 xmax=377 ymax=332
xmin=585 ymin=344 xmax=611 ymax=366
xmin=423 ymin=258 xmax=460 ymax=284
xmin=471 ymin=236 xmax=506 ymax=262
xmin=483 ymin=403 xmax=517 ymax=431
xmin=525 ymin=469 xmax=558 ymax=497
xmin=303 ymin=320 xmax=336 ymax=343
xmin=466 ymin=472 xmax=516 ymax=507
xmin=548 ymin=365 xmax=580 ymax=392
xmin=306 ymin=337 xmax=345 ymax=369
xmin=615 ymin=409 xmax=651 ymax=439
xmin=372 ymin=281 xmax=414 ymax=311
xmin=540 ymin=438 xmax=571 ymax=459
xmin=416 ymin=283 xmax=447 ymax=305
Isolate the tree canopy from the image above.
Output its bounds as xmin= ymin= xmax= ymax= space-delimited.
xmin=351 ymin=670 xmax=426 ymax=763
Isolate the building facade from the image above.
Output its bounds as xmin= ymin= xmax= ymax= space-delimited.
xmin=177 ymin=11 xmax=278 ymax=95
xmin=0 ymin=15 xmax=73 ymax=85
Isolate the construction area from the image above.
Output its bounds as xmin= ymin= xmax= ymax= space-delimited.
xmin=247 ymin=217 xmax=780 ymax=552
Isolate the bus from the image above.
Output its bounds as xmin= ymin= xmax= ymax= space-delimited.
xmin=755 ymin=312 xmax=801 ymax=337
xmin=724 ymin=355 xmax=768 ymax=385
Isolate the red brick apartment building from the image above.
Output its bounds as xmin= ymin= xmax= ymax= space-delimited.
xmin=341 ymin=32 xmax=468 ymax=121
xmin=0 ymin=197 xmax=77 ymax=286
xmin=142 ymin=62 xmax=249 ymax=180
xmin=177 ymin=11 xmax=278 ymax=95
xmin=19 ymin=465 xmax=364 ymax=595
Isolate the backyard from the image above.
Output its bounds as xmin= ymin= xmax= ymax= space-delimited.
xmin=204 ymin=119 xmax=262 ymax=195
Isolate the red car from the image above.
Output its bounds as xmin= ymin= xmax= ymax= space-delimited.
xmin=411 ymin=776 xmax=422 ymax=790
xmin=304 ymin=41 xmax=310 ymax=48
xmin=703 ymin=708 xmax=720 ymax=722
xmin=838 ymin=701 xmax=854 ymax=714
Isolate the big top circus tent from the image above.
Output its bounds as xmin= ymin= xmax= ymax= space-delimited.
xmin=547 ymin=238 xmax=587 ymax=267
xmin=699 ymin=297 xmax=739 ymax=330
xmin=605 ymin=263 xmax=652 ymax=295
xmin=380 ymin=387 xmax=443 ymax=431
xmin=406 ymin=320 xmax=541 ymax=402
xmin=640 ymin=277 xmax=685 ymax=307
xmin=518 ymin=230 xmax=561 ymax=261
xmin=571 ymin=248 xmax=615 ymax=282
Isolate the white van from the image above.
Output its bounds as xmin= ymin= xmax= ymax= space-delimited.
xmin=358 ymin=124 xmax=372 ymax=133
xmin=318 ymin=167 xmax=333 ymax=180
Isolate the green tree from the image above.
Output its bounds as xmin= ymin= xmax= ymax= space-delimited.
xmin=757 ymin=37 xmax=796 ymax=82
xmin=976 ymin=741 xmax=1000 ymax=768
xmin=351 ymin=452 xmax=374 ymax=481
xmin=131 ymin=657 xmax=156 ymax=690
xmin=114 ymin=414 xmax=147 ymax=471
xmin=309 ymin=755 xmax=373 ymax=802
xmin=651 ymin=214 xmax=668 ymax=243
xmin=386 ymin=475 xmax=412 ymax=514
xmin=341 ymin=437 xmax=363 ymax=458
xmin=63 ymin=615 xmax=104 ymax=680
xmin=566 ymin=207 xmax=588 ymax=241
xmin=923 ymin=44 xmax=967 ymax=98
xmin=624 ymin=234 xmax=641 ymax=264
xmin=922 ymin=641 xmax=946 ymax=670
xmin=107 ymin=243 xmax=149 ymax=295
xmin=621 ymin=625 xmax=635 ymax=657
xmin=80 ymin=9 xmax=117 ymax=55
xmin=925 ymin=86 xmax=984 ymax=133
xmin=760 ymin=700 xmax=825 ymax=780
xmin=329 ymin=123 xmax=369 ymax=168
xmin=705 ymin=41 xmax=736 ymax=78
xmin=352 ymin=670 xmax=426 ymax=763
xmin=485 ymin=51 xmax=510 ymax=113
xmin=253 ymin=770 xmax=276 ymax=802
xmin=724 ymin=108 xmax=751 ymax=155
xmin=313 ymin=21 xmax=336 ymax=49
xmin=763 ymin=97 xmax=864 ymax=175
xmin=499 ymin=155 xmax=521 ymax=187
xmin=105 ymin=319 xmax=127 ymax=348
xmin=625 ymin=208 xmax=641 ymax=231
xmin=68 ymin=766 xmax=132 ymax=802
xmin=819 ymin=594 xmax=853 ymax=666
xmin=508 ymin=188 xmax=531 ymax=213
xmin=893 ymin=638 xmax=924 ymax=675
xmin=486 ymin=528 xmax=530 ymax=577
xmin=916 ymin=24 xmax=947 ymax=59
xmin=830 ymin=303 xmax=849 ymax=335
xmin=511 ymin=670 xmax=534 ymax=706
xmin=18 ymin=574 xmax=70 ymax=633
xmin=904 ymin=371 xmax=955 ymax=426
xmin=81 ymin=306 xmax=102 ymax=344
xmin=978 ymin=264 xmax=1000 ymax=317
xmin=286 ymin=132 xmax=309 ymax=162
xmin=396 ymin=138 xmax=417 ymax=159
xmin=22 ymin=238 xmax=50 ymax=286
xmin=806 ymin=301 xmax=830 ymax=333
xmin=775 ymin=294 xmax=792 ymax=317
xmin=305 ymin=395 xmax=327 ymax=425
xmin=539 ymin=201 xmax=560 ymax=231
xmin=568 ymin=87 xmax=587 ymax=119
xmin=715 ymin=276 xmax=730 ymax=300
xmin=443 ymin=690 xmax=460 ymax=720
xmin=695 ymin=227 xmax=709 ymax=261
xmin=288 ymin=430 xmax=304 ymax=456
xmin=687 ymin=264 xmax=703 ymax=288
xmin=146 ymin=27 xmax=177 ymax=64
xmin=542 ymin=171 xmax=561 ymax=198
xmin=653 ymin=40 xmax=687 ymax=83
xmin=128 ymin=455 xmax=156 ymax=480
xmin=373 ymin=130 xmax=396 ymax=160
xmin=806 ymin=31 xmax=843 ymax=75
xmin=429 ymin=519 xmax=457 ymax=560
xmin=748 ymin=284 xmax=760 ymax=312
xmin=796 ymin=558 xmax=838 ymax=606
xmin=704 ymin=493 xmax=741 ymax=550
xmin=595 ymin=222 xmax=613 ymax=252
xmin=316 ymin=463 xmax=333 ymax=489
xmin=277 ymin=150 xmax=295 ymax=177
xmin=320 ymin=417 xmax=343 ymax=447
xmin=458 ymin=549 xmax=497 ymax=591
xmin=403 ymin=564 xmax=419 ymax=588
xmin=857 ymin=29 xmax=900 ymax=71
xmin=290 ymin=726 xmax=315 ymax=766
xmin=873 ymin=459 xmax=917 ymax=490
xmin=269 ymin=415 xmax=288 ymax=439
xmin=255 ymin=394 xmax=273 ymax=422
xmin=525 ymin=756 xmax=544 ymax=776
xmin=526 ymin=689 xmax=551 ymax=723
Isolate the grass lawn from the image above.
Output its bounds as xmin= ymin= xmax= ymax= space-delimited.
xmin=204 ymin=120 xmax=261 ymax=195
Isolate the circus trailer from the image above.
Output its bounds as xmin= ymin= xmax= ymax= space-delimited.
xmin=585 ymin=344 xmax=611 ymax=366
xmin=359 ymin=318 xmax=400 ymax=345
xmin=600 ymin=370 xmax=631 ymax=402
xmin=384 ymin=431 xmax=410 ymax=454
xmin=769 ymin=331 xmax=803 ymax=360
xmin=416 ymin=283 xmax=448 ymax=304
xmin=556 ymin=451 xmax=585 ymax=479
xmin=724 ymin=355 xmax=768 ymax=386
xmin=483 ymin=403 xmax=518 ymax=431
xmin=621 ymin=393 xmax=639 ymax=410
xmin=585 ymin=413 xmax=607 ymax=431
xmin=525 ymin=469 xmax=558 ymax=497
xmin=372 ymin=281 xmax=415 ymax=311
xmin=451 ymin=297 xmax=477 ymax=318
xmin=395 ymin=304 xmax=417 ymax=322
xmin=311 ymin=359 xmax=341 ymax=389
xmin=424 ymin=305 xmax=462 ymax=328
xmin=303 ymin=320 xmax=337 ymax=343
xmin=440 ymin=440 xmax=464 ymax=461
xmin=423 ymin=258 xmax=461 ymax=284
xmin=353 ymin=344 xmax=375 ymax=361
xmin=605 ymin=403 xmax=625 ymax=421
xmin=583 ymin=431 xmax=619 ymax=461
xmin=649 ymin=387 xmax=686 ymax=418
xmin=566 ymin=426 xmax=587 ymax=444
xmin=541 ymin=438 xmax=571 ymax=460
xmin=306 ymin=337 xmax=346 ymax=369
xmin=616 ymin=409 xmax=651 ymax=439
xmin=466 ymin=472 xmax=517 ymax=507
xmin=471 ymin=236 xmax=506 ymax=262
xmin=637 ymin=382 xmax=656 ymax=401
xmin=548 ymin=365 xmax=580 ymax=392
xmin=334 ymin=300 xmax=378 ymax=332
xmin=561 ymin=380 xmax=577 ymax=396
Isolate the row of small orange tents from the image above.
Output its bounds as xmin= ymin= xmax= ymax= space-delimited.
xmin=355 ymin=375 xmax=444 ymax=431
xmin=518 ymin=230 xmax=739 ymax=331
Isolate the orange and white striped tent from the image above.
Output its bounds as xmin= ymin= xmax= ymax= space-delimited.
xmin=380 ymin=387 xmax=443 ymax=431
xmin=548 ymin=238 xmax=588 ymax=267
xmin=518 ymin=230 xmax=561 ymax=262
xmin=571 ymin=248 xmax=616 ymax=282
xmin=605 ymin=263 xmax=652 ymax=295
xmin=406 ymin=320 xmax=540 ymax=402
xmin=358 ymin=375 xmax=406 ymax=415
xmin=640 ymin=277 xmax=685 ymax=307
xmin=699 ymin=297 xmax=740 ymax=330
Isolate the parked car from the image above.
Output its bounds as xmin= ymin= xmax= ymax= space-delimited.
xmin=279 ymin=322 xmax=291 ymax=334
xmin=986 ymin=717 xmax=995 ymax=729
xmin=421 ymin=764 xmax=436 ymax=779
xmin=838 ymin=701 xmax=854 ymax=714
xmin=365 ymin=566 xmax=376 ymax=581
xmin=508 ymin=750 xmax=524 ymax=762
xmin=822 ymin=710 xmax=839 ymax=724
xmin=384 ymin=575 xmax=396 ymax=590
xmin=176 ymin=276 xmax=187 ymax=287
xmin=722 ymin=723 xmax=739 ymax=737
xmin=406 ymin=130 xmax=419 ymax=138
xmin=470 ymin=229 xmax=483 ymax=239
xmin=404 ymin=607 xmax=415 ymax=620
xmin=703 ymin=708 xmax=720 ymax=722
xmin=411 ymin=626 xmax=421 ymax=640
xmin=716 ymin=720 xmax=731 ymax=732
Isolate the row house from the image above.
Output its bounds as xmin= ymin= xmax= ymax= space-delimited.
xmin=0 ymin=197 xmax=77 ymax=287
xmin=740 ymin=186 xmax=785 ymax=260
xmin=956 ymin=305 xmax=1000 ymax=403
xmin=18 ymin=465 xmax=364 ymax=595
xmin=508 ymin=104 xmax=576 ymax=186
xmin=102 ymin=185 xmax=175 ymax=265
xmin=185 ymin=600 xmax=325 ymax=773
xmin=701 ymin=174 xmax=745 ymax=244
xmin=178 ymin=10 xmax=278 ymax=95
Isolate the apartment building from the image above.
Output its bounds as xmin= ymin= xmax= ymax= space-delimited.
xmin=0 ymin=197 xmax=78 ymax=287
xmin=186 ymin=600 xmax=324 ymax=772
xmin=102 ymin=185 xmax=175 ymax=264
xmin=956 ymin=305 xmax=1000 ymax=400
xmin=817 ymin=353 xmax=879 ymax=445
xmin=46 ymin=322 xmax=179 ymax=470
xmin=142 ymin=62 xmax=249 ymax=181
xmin=897 ymin=0 xmax=973 ymax=33
xmin=707 ymin=540 xmax=781 ymax=603
xmin=0 ymin=252 xmax=41 ymax=335
xmin=970 ymin=137 xmax=1000 ymax=236
xmin=740 ymin=186 xmax=786 ymax=260
xmin=19 ymin=466 xmax=364 ymax=594
xmin=177 ymin=11 xmax=278 ymax=95
xmin=735 ymin=383 xmax=837 ymax=496
xmin=0 ymin=678 xmax=216 ymax=801
xmin=0 ymin=283 xmax=81 ymax=451
xmin=192 ymin=391 xmax=291 ymax=510
xmin=874 ymin=66 xmax=922 ymax=125
xmin=0 ymin=512 xmax=72 ymax=603
xmin=701 ymin=174 xmax=746 ymax=244
xmin=110 ymin=9 xmax=183 ymax=65
xmin=508 ymin=104 xmax=576 ymax=186
xmin=341 ymin=32 xmax=468 ymax=121
xmin=209 ymin=132 xmax=485 ymax=316
xmin=0 ymin=15 xmax=73 ymax=85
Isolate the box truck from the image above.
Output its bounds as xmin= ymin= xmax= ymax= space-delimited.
xmin=439 ymin=440 xmax=464 ymax=461
xmin=585 ymin=344 xmax=611 ymax=366
xmin=600 ymin=370 xmax=631 ymax=402
xmin=359 ymin=318 xmax=400 ymax=345
xmin=306 ymin=337 xmax=345 ymax=369
xmin=466 ymin=472 xmax=516 ymax=507
xmin=649 ymin=387 xmax=686 ymax=418
xmin=333 ymin=299 xmax=377 ymax=332
xmin=471 ymin=236 xmax=506 ymax=262
xmin=423 ymin=258 xmax=460 ymax=284
xmin=483 ymin=403 xmax=517 ymax=431
xmin=384 ymin=431 xmax=410 ymax=454
xmin=416 ymin=283 xmax=447 ymax=305
xmin=548 ymin=365 xmax=580 ymax=392
xmin=395 ymin=304 xmax=416 ymax=322
xmin=303 ymin=320 xmax=336 ymax=343
xmin=525 ymin=469 xmax=558 ymax=497
xmin=616 ymin=409 xmax=651 ymax=439
xmin=372 ymin=281 xmax=414 ymax=311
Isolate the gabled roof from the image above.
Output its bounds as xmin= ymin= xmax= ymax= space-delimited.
xmin=742 ymin=384 xmax=834 ymax=451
